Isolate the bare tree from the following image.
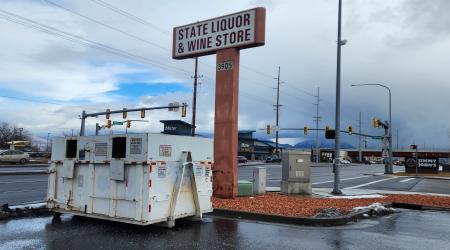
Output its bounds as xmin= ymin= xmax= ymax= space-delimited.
xmin=0 ymin=122 xmax=32 ymax=149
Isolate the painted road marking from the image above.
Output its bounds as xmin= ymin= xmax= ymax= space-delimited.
xmin=400 ymin=178 xmax=415 ymax=183
xmin=312 ymin=175 xmax=370 ymax=185
xmin=346 ymin=177 xmax=397 ymax=189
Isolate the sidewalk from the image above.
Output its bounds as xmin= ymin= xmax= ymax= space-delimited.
xmin=366 ymin=171 xmax=450 ymax=181
xmin=238 ymin=161 xmax=272 ymax=167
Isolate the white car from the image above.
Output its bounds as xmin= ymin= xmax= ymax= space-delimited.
xmin=341 ymin=159 xmax=351 ymax=164
xmin=0 ymin=149 xmax=30 ymax=164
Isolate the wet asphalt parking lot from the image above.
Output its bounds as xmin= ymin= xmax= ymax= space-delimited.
xmin=1 ymin=209 xmax=450 ymax=249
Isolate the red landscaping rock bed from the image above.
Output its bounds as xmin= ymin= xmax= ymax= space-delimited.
xmin=212 ymin=193 xmax=450 ymax=217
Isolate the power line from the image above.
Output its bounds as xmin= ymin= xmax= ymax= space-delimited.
xmin=240 ymin=64 xmax=274 ymax=79
xmin=284 ymin=83 xmax=316 ymax=97
xmin=79 ymin=0 xmax=320 ymax=106
xmin=81 ymin=0 xmax=319 ymax=105
xmin=43 ymin=0 xmax=169 ymax=51
xmin=0 ymin=8 xmax=190 ymax=76
xmin=87 ymin=0 xmax=171 ymax=36
xmin=0 ymin=94 xmax=71 ymax=106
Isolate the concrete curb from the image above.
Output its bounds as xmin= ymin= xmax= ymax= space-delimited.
xmin=0 ymin=170 xmax=48 ymax=175
xmin=312 ymin=187 xmax=450 ymax=198
xmin=209 ymin=207 xmax=375 ymax=227
xmin=391 ymin=202 xmax=450 ymax=212
xmin=238 ymin=163 xmax=276 ymax=167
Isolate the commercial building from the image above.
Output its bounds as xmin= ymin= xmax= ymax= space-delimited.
xmin=238 ymin=130 xmax=280 ymax=160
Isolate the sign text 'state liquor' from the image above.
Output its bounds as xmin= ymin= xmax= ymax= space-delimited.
xmin=172 ymin=8 xmax=265 ymax=59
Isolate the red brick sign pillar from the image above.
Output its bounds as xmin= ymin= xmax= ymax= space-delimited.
xmin=213 ymin=48 xmax=240 ymax=198
xmin=172 ymin=7 xmax=265 ymax=199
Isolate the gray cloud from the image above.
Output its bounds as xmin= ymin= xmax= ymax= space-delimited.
xmin=0 ymin=0 xmax=449 ymax=149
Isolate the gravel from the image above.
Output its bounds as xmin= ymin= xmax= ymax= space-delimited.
xmin=212 ymin=193 xmax=450 ymax=217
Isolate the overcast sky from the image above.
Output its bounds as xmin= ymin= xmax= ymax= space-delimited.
xmin=0 ymin=0 xmax=449 ymax=149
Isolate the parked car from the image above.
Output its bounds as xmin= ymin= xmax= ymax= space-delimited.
xmin=265 ymin=155 xmax=281 ymax=163
xmin=363 ymin=159 xmax=372 ymax=165
xmin=341 ymin=159 xmax=351 ymax=164
xmin=238 ymin=156 xmax=247 ymax=164
xmin=393 ymin=160 xmax=403 ymax=166
xmin=0 ymin=150 xmax=30 ymax=164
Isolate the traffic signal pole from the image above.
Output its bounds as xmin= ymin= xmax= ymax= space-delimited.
xmin=333 ymin=0 xmax=343 ymax=195
xmin=358 ymin=112 xmax=362 ymax=162
xmin=79 ymin=104 xmax=187 ymax=136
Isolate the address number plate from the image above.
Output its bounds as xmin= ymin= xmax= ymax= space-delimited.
xmin=217 ymin=61 xmax=233 ymax=71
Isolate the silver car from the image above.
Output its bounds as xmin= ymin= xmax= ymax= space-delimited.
xmin=0 ymin=149 xmax=30 ymax=164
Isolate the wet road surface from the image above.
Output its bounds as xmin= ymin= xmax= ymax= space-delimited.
xmin=1 ymin=210 xmax=450 ymax=249
xmin=2 ymin=164 xmax=450 ymax=205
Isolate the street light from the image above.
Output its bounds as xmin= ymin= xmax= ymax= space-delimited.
xmin=351 ymin=83 xmax=393 ymax=174
xmin=333 ymin=0 xmax=345 ymax=195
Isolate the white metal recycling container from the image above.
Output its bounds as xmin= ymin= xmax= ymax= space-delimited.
xmin=46 ymin=133 xmax=213 ymax=227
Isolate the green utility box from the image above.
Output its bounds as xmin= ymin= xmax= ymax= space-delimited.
xmin=238 ymin=180 xmax=254 ymax=196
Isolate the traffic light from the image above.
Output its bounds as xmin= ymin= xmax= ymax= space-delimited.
xmin=107 ymin=119 xmax=112 ymax=128
xmin=325 ymin=125 xmax=335 ymax=139
xmin=127 ymin=120 xmax=131 ymax=128
xmin=371 ymin=117 xmax=379 ymax=128
xmin=140 ymin=109 xmax=145 ymax=119
xmin=123 ymin=108 xmax=127 ymax=119
xmin=181 ymin=102 xmax=187 ymax=117
xmin=266 ymin=125 xmax=271 ymax=134
xmin=410 ymin=144 xmax=417 ymax=150
xmin=106 ymin=109 xmax=110 ymax=119
xmin=303 ymin=126 xmax=308 ymax=135
xmin=348 ymin=125 xmax=353 ymax=135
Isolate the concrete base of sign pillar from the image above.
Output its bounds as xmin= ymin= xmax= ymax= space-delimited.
xmin=213 ymin=48 xmax=240 ymax=199
xmin=281 ymin=181 xmax=312 ymax=195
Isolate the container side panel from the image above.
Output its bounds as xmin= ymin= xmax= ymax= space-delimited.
xmin=147 ymin=134 xmax=213 ymax=162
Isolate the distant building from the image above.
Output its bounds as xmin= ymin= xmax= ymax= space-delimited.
xmin=238 ymin=130 xmax=280 ymax=160
xmin=160 ymin=120 xmax=193 ymax=136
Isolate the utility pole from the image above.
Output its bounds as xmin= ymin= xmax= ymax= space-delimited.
xmin=95 ymin=123 xmax=100 ymax=136
xmin=46 ymin=133 xmax=51 ymax=152
xmin=358 ymin=112 xmax=362 ymax=163
xmin=396 ymin=128 xmax=399 ymax=149
xmin=313 ymin=87 xmax=321 ymax=162
xmin=333 ymin=0 xmax=344 ymax=194
xmin=191 ymin=57 xmax=200 ymax=136
xmin=274 ymin=66 xmax=282 ymax=155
